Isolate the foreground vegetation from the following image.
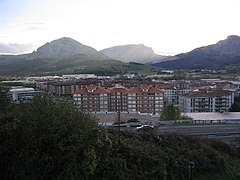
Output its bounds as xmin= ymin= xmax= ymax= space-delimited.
xmin=196 ymin=156 xmax=240 ymax=180
xmin=230 ymin=96 xmax=240 ymax=112
xmin=0 ymin=93 xmax=239 ymax=179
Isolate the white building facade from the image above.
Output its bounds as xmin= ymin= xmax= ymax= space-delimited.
xmin=164 ymin=88 xmax=191 ymax=106
xmin=8 ymin=87 xmax=40 ymax=102
xmin=179 ymin=90 xmax=234 ymax=113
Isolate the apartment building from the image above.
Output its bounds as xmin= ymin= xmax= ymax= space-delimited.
xmin=73 ymin=84 xmax=164 ymax=115
xmin=127 ymin=84 xmax=164 ymax=114
xmin=73 ymin=86 xmax=111 ymax=112
xmin=36 ymin=81 xmax=72 ymax=97
xmin=109 ymin=85 xmax=129 ymax=112
xmin=164 ymin=88 xmax=191 ymax=105
xmin=36 ymin=79 xmax=102 ymax=97
xmin=179 ymin=89 xmax=234 ymax=113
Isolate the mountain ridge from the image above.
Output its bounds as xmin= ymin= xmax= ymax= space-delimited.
xmin=100 ymin=44 xmax=169 ymax=64
xmin=0 ymin=37 xmax=158 ymax=76
xmin=153 ymin=35 xmax=240 ymax=69
xmin=2 ymin=35 xmax=240 ymax=75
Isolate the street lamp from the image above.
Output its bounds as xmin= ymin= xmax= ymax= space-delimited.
xmin=118 ymin=110 xmax=120 ymax=144
xmin=188 ymin=161 xmax=195 ymax=180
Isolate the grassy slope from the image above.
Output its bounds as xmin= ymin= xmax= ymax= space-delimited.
xmin=0 ymin=54 xmax=159 ymax=76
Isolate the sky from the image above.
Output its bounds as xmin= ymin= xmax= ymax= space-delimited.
xmin=0 ymin=0 xmax=240 ymax=55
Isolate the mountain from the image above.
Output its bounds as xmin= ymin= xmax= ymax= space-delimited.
xmin=29 ymin=37 xmax=107 ymax=60
xmin=0 ymin=38 xmax=156 ymax=76
xmin=100 ymin=44 xmax=169 ymax=64
xmin=153 ymin=35 xmax=240 ymax=70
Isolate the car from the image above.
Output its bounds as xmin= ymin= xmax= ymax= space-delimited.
xmin=135 ymin=125 xmax=154 ymax=132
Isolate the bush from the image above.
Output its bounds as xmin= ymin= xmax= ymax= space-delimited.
xmin=202 ymin=138 xmax=237 ymax=157
xmin=102 ymin=131 xmax=227 ymax=180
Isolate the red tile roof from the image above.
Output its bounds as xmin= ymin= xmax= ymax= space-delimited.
xmin=74 ymin=87 xmax=111 ymax=94
xmin=86 ymin=85 xmax=96 ymax=91
xmin=148 ymin=87 xmax=164 ymax=93
xmin=128 ymin=85 xmax=163 ymax=93
xmin=74 ymin=88 xmax=87 ymax=94
xmin=109 ymin=85 xmax=129 ymax=93
xmin=110 ymin=87 xmax=129 ymax=93
xmin=94 ymin=88 xmax=111 ymax=94
xmin=74 ymin=85 xmax=163 ymax=94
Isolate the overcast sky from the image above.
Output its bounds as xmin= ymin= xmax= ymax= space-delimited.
xmin=1 ymin=0 xmax=240 ymax=55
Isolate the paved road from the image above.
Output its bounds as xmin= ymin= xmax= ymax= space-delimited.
xmin=157 ymin=124 xmax=240 ymax=137
xmin=109 ymin=123 xmax=240 ymax=139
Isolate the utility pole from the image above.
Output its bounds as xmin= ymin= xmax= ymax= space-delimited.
xmin=116 ymin=93 xmax=121 ymax=145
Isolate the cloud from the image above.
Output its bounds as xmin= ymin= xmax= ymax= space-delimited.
xmin=15 ymin=27 xmax=46 ymax=33
xmin=17 ymin=22 xmax=45 ymax=26
xmin=13 ymin=22 xmax=46 ymax=33
xmin=0 ymin=42 xmax=34 ymax=54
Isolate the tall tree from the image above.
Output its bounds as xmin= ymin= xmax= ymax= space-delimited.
xmin=160 ymin=104 xmax=181 ymax=120
xmin=0 ymin=85 xmax=10 ymax=115
xmin=0 ymin=96 xmax=112 ymax=179
xmin=230 ymin=96 xmax=240 ymax=112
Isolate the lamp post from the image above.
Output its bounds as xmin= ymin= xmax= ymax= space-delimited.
xmin=118 ymin=110 xmax=120 ymax=144
xmin=188 ymin=161 xmax=195 ymax=180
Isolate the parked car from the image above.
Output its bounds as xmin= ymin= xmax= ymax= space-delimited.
xmin=135 ymin=125 xmax=154 ymax=132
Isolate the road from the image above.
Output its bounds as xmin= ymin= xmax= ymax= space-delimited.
xmin=157 ymin=124 xmax=240 ymax=138
xmin=109 ymin=123 xmax=240 ymax=139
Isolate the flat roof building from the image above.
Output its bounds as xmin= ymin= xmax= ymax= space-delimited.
xmin=8 ymin=87 xmax=41 ymax=102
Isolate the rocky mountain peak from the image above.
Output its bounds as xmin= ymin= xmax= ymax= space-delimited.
xmin=213 ymin=35 xmax=240 ymax=56
xmin=100 ymin=44 xmax=157 ymax=63
xmin=29 ymin=37 xmax=100 ymax=60
xmin=226 ymin=35 xmax=240 ymax=41
xmin=177 ymin=35 xmax=240 ymax=58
